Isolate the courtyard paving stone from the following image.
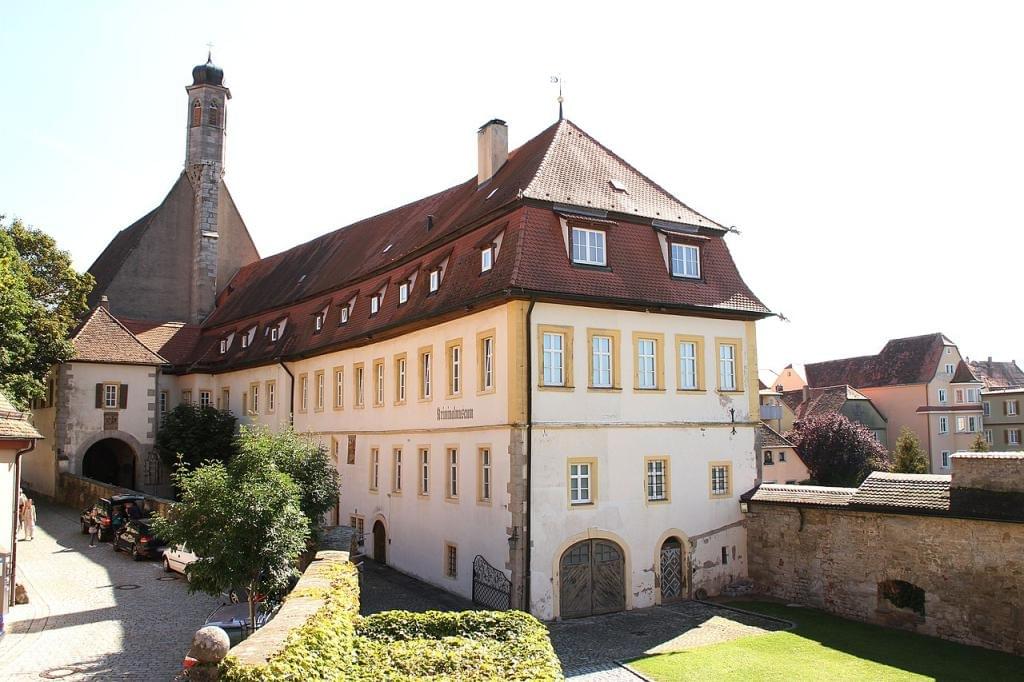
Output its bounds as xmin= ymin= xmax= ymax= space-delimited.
xmin=0 ymin=500 xmax=223 ymax=681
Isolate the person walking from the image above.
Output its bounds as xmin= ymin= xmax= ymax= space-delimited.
xmin=20 ymin=497 xmax=35 ymax=541
xmin=88 ymin=518 xmax=99 ymax=547
xmin=17 ymin=490 xmax=28 ymax=538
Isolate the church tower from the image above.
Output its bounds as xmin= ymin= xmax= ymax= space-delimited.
xmin=185 ymin=55 xmax=230 ymax=322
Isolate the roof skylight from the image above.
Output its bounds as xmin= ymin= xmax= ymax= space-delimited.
xmin=609 ymin=179 xmax=628 ymax=193
xmin=383 ymin=244 xmax=393 ymax=253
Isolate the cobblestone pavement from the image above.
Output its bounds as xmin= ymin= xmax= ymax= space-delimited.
xmin=0 ymin=500 xmax=223 ymax=681
xmin=358 ymin=559 xmax=477 ymax=614
xmin=548 ymin=601 xmax=789 ymax=679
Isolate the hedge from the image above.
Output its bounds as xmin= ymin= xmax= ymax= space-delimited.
xmin=220 ymin=562 xmax=563 ymax=681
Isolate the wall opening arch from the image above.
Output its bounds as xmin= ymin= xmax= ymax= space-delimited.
xmin=653 ymin=529 xmax=692 ymax=605
xmin=82 ymin=438 xmax=137 ymax=489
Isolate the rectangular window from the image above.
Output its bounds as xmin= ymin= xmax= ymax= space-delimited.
xmin=103 ymin=383 xmax=119 ymax=409
xmin=481 ymin=247 xmax=493 ymax=272
xmin=396 ymin=356 xmax=407 ymax=403
xmin=266 ymin=381 xmax=276 ymax=413
xmin=955 ymin=388 xmax=965 ymax=404
xmin=968 ymin=416 xmax=978 ymax=432
xmin=354 ymin=364 xmax=365 ymax=407
xmin=938 ymin=388 xmax=947 ymax=403
xmin=670 ymin=243 xmax=700 ymax=278
xmin=315 ymin=313 xmax=324 ymax=332
xmin=398 ymin=282 xmax=409 ymax=304
xmin=447 ymin=342 xmax=462 ymax=397
xmin=938 ymin=416 xmax=949 ymax=434
xmin=270 ymin=326 xmax=279 ymax=343
xmin=1009 ymin=429 xmax=1022 ymax=445
xmin=300 ymin=374 xmax=308 ymax=413
xmin=241 ymin=333 xmax=249 ymax=348
xmin=1008 ymin=400 xmax=1019 ymax=416
xmin=249 ymin=383 xmax=259 ymax=415
xmin=159 ymin=390 xmax=168 ymax=415
xmin=374 ymin=359 xmax=384 ymax=407
xmin=646 ymin=458 xmax=668 ymax=502
xmin=370 ymin=448 xmax=380 ymax=492
xmin=721 ymin=547 xmax=729 ymax=566
xmin=334 ymin=368 xmax=344 ymax=409
xmin=419 ymin=448 xmax=430 ymax=495
xmin=447 ymin=448 xmax=459 ymax=498
xmin=420 ymin=349 xmax=432 ymax=400
xmin=445 ymin=543 xmax=457 ymax=578
xmin=637 ymin=337 xmax=657 ymax=389
xmin=571 ymin=227 xmax=606 ymax=266
xmin=182 ymin=389 xmax=192 ymax=405
xmin=479 ymin=334 xmax=494 ymax=391
xmin=779 ymin=450 xmax=787 ymax=462
xmin=429 ymin=269 xmax=440 ymax=293
xmin=340 ymin=306 xmax=349 ymax=324
xmin=710 ymin=463 xmax=731 ymax=497
xmin=941 ymin=451 xmax=951 ymax=468
xmin=967 ymin=388 xmax=979 ymax=403
xmin=219 ymin=338 xmax=227 ymax=354
xmin=221 ymin=388 xmax=230 ymax=412
xmin=945 ymin=363 xmax=955 ymax=374
xmin=199 ymin=390 xmax=211 ymax=407
xmin=678 ymin=340 xmax=699 ymax=390
xmin=478 ymin=447 xmax=492 ymax=502
xmin=569 ymin=460 xmax=592 ymax=505
xmin=392 ymin=448 xmax=402 ymax=493
xmin=956 ymin=416 xmax=967 ymax=433
xmin=591 ymin=334 xmax=613 ymax=388
xmin=543 ymin=332 xmax=565 ymax=386
xmin=985 ymin=429 xmax=994 ymax=445
xmin=370 ymin=294 xmax=380 ymax=316
xmin=315 ymin=371 xmax=325 ymax=411
xmin=719 ymin=342 xmax=738 ymax=391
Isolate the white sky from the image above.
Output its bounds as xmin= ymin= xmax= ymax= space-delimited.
xmin=2 ymin=2 xmax=1021 ymax=372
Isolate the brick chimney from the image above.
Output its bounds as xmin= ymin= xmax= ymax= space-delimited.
xmin=477 ymin=119 xmax=508 ymax=185
xmin=99 ymin=295 xmax=110 ymax=311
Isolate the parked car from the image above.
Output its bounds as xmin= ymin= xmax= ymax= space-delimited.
xmin=204 ymin=601 xmax=278 ymax=647
xmin=112 ymin=518 xmax=165 ymax=560
xmin=79 ymin=494 xmax=146 ymax=542
xmin=164 ymin=544 xmax=198 ymax=577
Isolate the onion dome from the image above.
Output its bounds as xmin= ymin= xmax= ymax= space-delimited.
xmin=192 ymin=53 xmax=224 ymax=87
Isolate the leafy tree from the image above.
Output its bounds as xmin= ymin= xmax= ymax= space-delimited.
xmin=153 ymin=452 xmax=309 ymax=633
xmin=786 ymin=413 xmax=890 ymax=486
xmin=969 ymin=433 xmax=990 ymax=453
xmin=0 ymin=217 xmax=93 ymax=405
xmin=155 ymin=403 xmax=237 ymax=472
xmin=235 ymin=426 xmax=340 ymax=536
xmin=892 ymin=427 xmax=928 ymax=474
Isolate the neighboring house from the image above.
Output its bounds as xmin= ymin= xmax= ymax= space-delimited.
xmin=759 ymin=385 xmax=796 ymax=434
xmin=769 ymin=364 xmax=806 ymax=393
xmin=0 ymin=392 xmax=43 ymax=612
xmin=781 ymin=385 xmax=888 ymax=444
xmin=969 ymin=358 xmax=1024 ymax=451
xmin=758 ymin=423 xmax=808 ymax=484
xmin=32 ymin=59 xmax=772 ymax=621
xmin=805 ymin=333 xmax=983 ymax=472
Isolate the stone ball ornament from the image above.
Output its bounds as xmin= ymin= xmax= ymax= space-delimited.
xmin=190 ymin=625 xmax=231 ymax=663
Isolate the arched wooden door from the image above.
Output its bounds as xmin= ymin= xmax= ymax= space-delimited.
xmin=372 ymin=520 xmax=387 ymax=564
xmin=659 ymin=538 xmax=686 ymax=603
xmin=559 ymin=539 xmax=625 ymax=619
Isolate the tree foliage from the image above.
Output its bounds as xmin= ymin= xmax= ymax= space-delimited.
xmin=786 ymin=413 xmax=890 ymax=486
xmin=155 ymin=403 xmax=237 ymax=472
xmin=892 ymin=427 xmax=928 ymax=474
xmin=153 ymin=450 xmax=309 ymax=631
xmin=0 ymin=217 xmax=93 ymax=405
xmin=235 ymin=427 xmax=340 ymax=535
xmin=969 ymin=433 xmax=990 ymax=452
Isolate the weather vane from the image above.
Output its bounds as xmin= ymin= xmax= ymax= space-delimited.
xmin=550 ymin=75 xmax=564 ymax=121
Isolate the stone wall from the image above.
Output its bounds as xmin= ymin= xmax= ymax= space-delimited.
xmin=746 ymin=502 xmax=1024 ymax=654
xmin=57 ymin=472 xmax=174 ymax=517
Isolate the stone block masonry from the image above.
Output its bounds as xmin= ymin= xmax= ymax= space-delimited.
xmin=745 ymin=502 xmax=1024 ymax=654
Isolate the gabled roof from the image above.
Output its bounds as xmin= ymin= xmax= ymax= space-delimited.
xmin=950 ymin=360 xmax=979 ymax=384
xmin=759 ymin=423 xmax=795 ymax=448
xmin=120 ymin=319 xmax=202 ymax=366
xmin=805 ymin=333 xmax=951 ymax=389
xmin=968 ymin=359 xmax=1024 ymax=389
xmin=86 ymin=208 xmax=158 ymax=309
xmin=0 ymin=392 xmax=43 ymax=440
xmin=71 ymin=306 xmax=167 ymax=366
xmin=781 ymin=385 xmax=877 ymax=421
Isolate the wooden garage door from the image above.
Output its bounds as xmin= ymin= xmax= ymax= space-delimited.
xmin=559 ymin=539 xmax=625 ymax=618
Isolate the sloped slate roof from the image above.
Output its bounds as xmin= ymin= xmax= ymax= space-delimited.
xmin=86 ymin=208 xmax=158 ymax=309
xmin=969 ymin=359 xmax=1024 ymax=389
xmin=747 ymin=484 xmax=856 ymax=507
xmin=71 ymin=306 xmax=167 ymax=365
xmin=0 ymin=392 xmax=43 ymax=440
xmin=805 ymin=333 xmax=949 ymax=388
xmin=849 ymin=472 xmax=951 ymax=511
xmin=759 ymin=423 xmax=794 ymax=448
xmin=120 ymin=319 xmax=202 ymax=366
xmin=782 ymin=385 xmax=876 ymax=421
xmin=950 ymin=360 xmax=979 ymax=384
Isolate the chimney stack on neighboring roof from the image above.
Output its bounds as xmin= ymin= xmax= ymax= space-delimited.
xmin=477 ymin=119 xmax=508 ymax=185
xmin=99 ymin=295 xmax=110 ymax=311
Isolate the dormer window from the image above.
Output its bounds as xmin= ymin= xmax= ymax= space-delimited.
xmin=241 ymin=333 xmax=249 ymax=349
xmin=370 ymin=294 xmax=380 ymax=316
xmin=398 ymin=281 xmax=410 ymax=305
xmin=571 ymin=227 xmax=606 ymax=266
xmin=219 ymin=338 xmax=228 ymax=354
xmin=270 ymin=326 xmax=279 ymax=342
xmin=429 ymin=269 xmax=440 ymax=293
xmin=340 ymin=306 xmax=350 ymax=324
xmin=314 ymin=312 xmax=325 ymax=333
xmin=670 ymin=243 xmax=700 ymax=279
xmin=481 ymin=247 xmax=494 ymax=273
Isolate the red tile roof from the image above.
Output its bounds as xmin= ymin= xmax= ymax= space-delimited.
xmin=849 ymin=472 xmax=950 ymax=511
xmin=71 ymin=306 xmax=166 ymax=365
xmin=805 ymin=333 xmax=951 ymax=389
xmin=120 ymin=319 xmax=202 ymax=366
xmin=759 ymin=423 xmax=795 ymax=448
xmin=747 ymin=484 xmax=856 ymax=507
xmin=0 ymin=392 xmax=43 ymax=440
xmin=781 ymin=385 xmax=875 ymax=421
xmin=968 ymin=359 xmax=1024 ymax=389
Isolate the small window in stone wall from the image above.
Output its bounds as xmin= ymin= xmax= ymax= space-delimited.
xmin=878 ymin=580 xmax=926 ymax=617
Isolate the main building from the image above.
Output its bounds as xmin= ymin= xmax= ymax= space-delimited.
xmin=27 ymin=59 xmax=771 ymax=619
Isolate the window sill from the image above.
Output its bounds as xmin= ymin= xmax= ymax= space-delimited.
xmin=476 ymin=499 xmax=493 ymax=507
xmin=538 ymin=385 xmax=575 ymax=392
xmin=571 ymin=262 xmax=612 ymax=272
xmin=444 ymin=393 xmax=463 ymax=401
xmin=587 ymin=386 xmax=621 ymax=392
xmin=709 ymin=493 xmax=731 ymax=500
xmin=633 ymin=387 xmax=666 ymax=393
xmin=332 ymin=405 xmax=344 ymax=411
xmin=646 ymin=498 xmax=671 ymax=505
xmin=394 ymin=400 xmax=407 ymax=407
xmin=444 ymin=496 xmax=460 ymax=504
xmin=418 ymin=396 xmax=433 ymax=403
xmin=476 ymin=388 xmax=496 ymax=397
xmin=670 ymin=274 xmax=704 ymax=283
xmin=676 ymin=388 xmax=705 ymax=393
xmin=717 ymin=389 xmax=744 ymax=395
xmin=569 ymin=502 xmax=594 ymax=509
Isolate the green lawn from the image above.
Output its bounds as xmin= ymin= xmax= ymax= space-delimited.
xmin=628 ymin=601 xmax=1022 ymax=681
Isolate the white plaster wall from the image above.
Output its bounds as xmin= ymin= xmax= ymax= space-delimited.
xmin=0 ymin=448 xmax=16 ymax=555
xmin=529 ymin=425 xmax=756 ymax=620
xmin=23 ymin=407 xmax=57 ymax=496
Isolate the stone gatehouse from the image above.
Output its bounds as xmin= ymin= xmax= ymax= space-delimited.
xmin=743 ymin=453 xmax=1024 ymax=655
